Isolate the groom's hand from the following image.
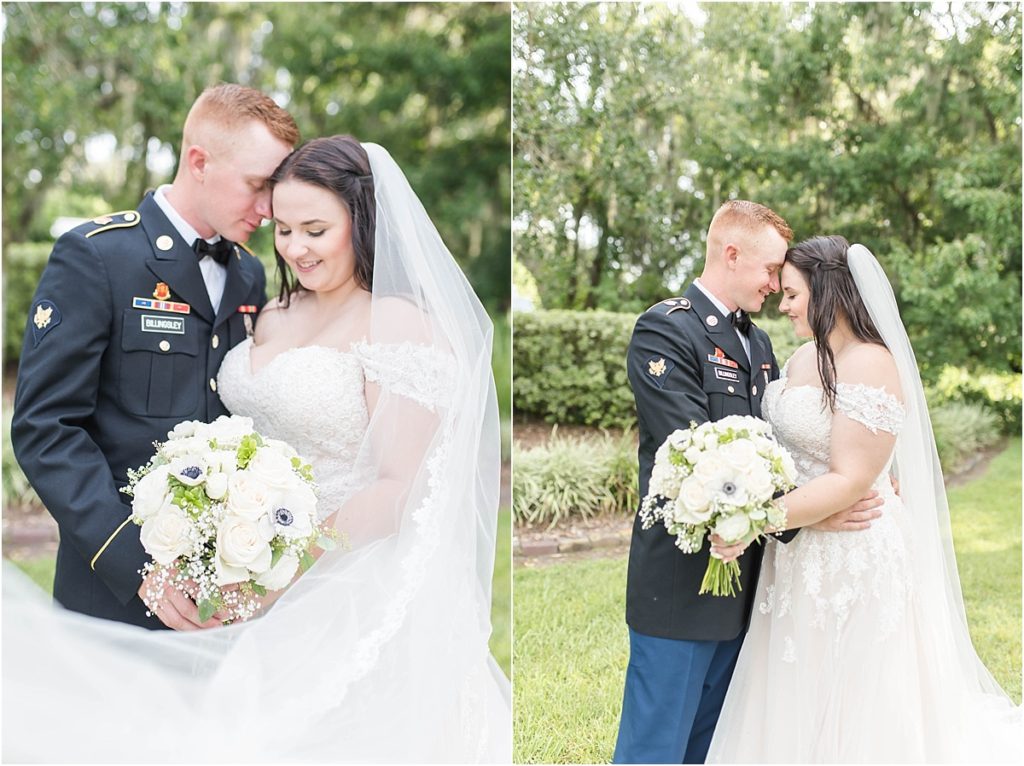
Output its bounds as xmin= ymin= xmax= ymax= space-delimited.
xmin=810 ymin=491 xmax=884 ymax=532
xmin=138 ymin=569 xmax=221 ymax=631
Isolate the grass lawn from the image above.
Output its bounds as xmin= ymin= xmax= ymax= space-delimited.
xmin=6 ymin=507 xmax=514 ymax=681
xmin=513 ymin=439 xmax=1023 ymax=764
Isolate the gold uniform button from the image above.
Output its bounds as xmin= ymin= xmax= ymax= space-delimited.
xmin=209 ymin=378 xmax=217 ymax=392
xmin=156 ymin=235 xmax=174 ymax=251
xmin=211 ymin=334 xmax=220 ymax=349
xmin=158 ymin=340 xmax=171 ymax=352
xmin=752 ymin=385 xmax=758 ymax=396
xmin=123 ymin=211 xmax=138 ymax=223
xmin=727 ymin=385 xmax=735 ymax=394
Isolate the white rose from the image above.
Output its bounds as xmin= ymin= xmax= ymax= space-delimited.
xmin=167 ymin=456 xmax=208 ymax=487
xmin=682 ymin=445 xmax=702 ymax=465
xmin=206 ymin=449 xmax=240 ymax=475
xmin=215 ymin=515 xmax=273 ymax=584
xmin=745 ymin=460 xmax=776 ymax=502
xmin=206 ymin=415 xmax=255 ymax=447
xmin=714 ymin=511 xmax=752 ymax=543
xmin=651 ymin=454 xmax=684 ymax=497
xmin=692 ymin=452 xmax=728 ymax=484
xmin=270 ymin=484 xmax=317 ymax=540
xmin=132 ymin=465 xmax=171 ymax=521
xmin=779 ymin=450 xmax=798 ymax=485
xmin=666 ymin=429 xmax=691 ymax=450
xmin=255 ymin=552 xmax=300 ymax=591
xmin=140 ymin=503 xmax=194 ymax=565
xmin=672 ymin=476 xmax=713 ymax=524
xmin=263 ymin=438 xmax=299 ymax=461
xmin=205 ymin=472 xmax=229 ymax=501
xmin=247 ymin=447 xmax=297 ymax=490
xmin=720 ymin=438 xmax=758 ymax=472
xmin=167 ymin=420 xmax=197 ymax=440
xmin=160 ymin=436 xmax=203 ymax=460
xmin=225 ymin=471 xmax=275 ymax=520
xmin=701 ymin=430 xmax=721 ymax=450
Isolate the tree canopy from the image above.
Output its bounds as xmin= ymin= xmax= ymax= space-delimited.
xmin=2 ymin=1 xmax=510 ymax=309
xmin=514 ymin=1 xmax=1021 ymax=376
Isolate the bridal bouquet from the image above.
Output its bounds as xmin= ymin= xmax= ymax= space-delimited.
xmin=639 ymin=415 xmax=798 ymax=597
xmin=124 ymin=415 xmax=335 ymax=622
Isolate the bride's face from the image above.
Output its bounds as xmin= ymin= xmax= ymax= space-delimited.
xmin=779 ymin=262 xmax=813 ymax=338
xmin=272 ymin=179 xmax=357 ymax=295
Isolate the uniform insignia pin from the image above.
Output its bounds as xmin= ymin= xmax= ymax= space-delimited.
xmin=648 ymin=358 xmax=667 ymax=376
xmin=706 ymin=315 xmax=719 ymax=327
xmin=156 ymin=235 xmax=174 ymax=251
xmin=153 ymin=282 xmax=171 ymax=300
xmin=237 ymin=305 xmax=258 ymax=314
xmin=92 ymin=215 xmax=113 ymax=225
xmin=34 ymin=304 xmax=53 ymax=329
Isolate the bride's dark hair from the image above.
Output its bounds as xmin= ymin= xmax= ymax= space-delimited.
xmin=785 ymin=235 xmax=886 ymax=410
xmin=269 ymin=134 xmax=376 ymax=305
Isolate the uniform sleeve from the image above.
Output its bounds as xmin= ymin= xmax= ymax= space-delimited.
xmin=11 ymin=231 xmax=147 ymax=605
xmin=627 ymin=311 xmax=709 ymax=452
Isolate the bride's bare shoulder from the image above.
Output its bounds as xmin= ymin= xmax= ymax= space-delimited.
xmin=835 ymin=343 xmax=901 ymax=399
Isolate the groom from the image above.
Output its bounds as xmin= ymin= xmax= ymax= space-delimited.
xmin=12 ymin=84 xmax=299 ymax=631
xmin=613 ymin=201 xmax=883 ymax=763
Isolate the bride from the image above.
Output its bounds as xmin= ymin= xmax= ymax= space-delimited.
xmin=706 ymin=236 xmax=1020 ymax=762
xmin=2 ymin=136 xmax=511 ymax=762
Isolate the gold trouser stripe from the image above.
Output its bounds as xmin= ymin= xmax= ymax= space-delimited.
xmin=90 ymin=515 xmax=135 ymax=571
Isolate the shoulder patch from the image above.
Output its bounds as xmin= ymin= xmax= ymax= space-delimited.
xmin=84 ymin=210 xmax=141 ymax=238
xmin=30 ymin=299 xmax=61 ymax=346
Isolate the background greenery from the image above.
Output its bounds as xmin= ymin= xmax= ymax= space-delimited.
xmin=513 ymin=440 xmax=1023 ymax=763
xmin=514 ymin=1 xmax=1021 ymax=383
xmin=2 ymin=1 xmax=511 ymax=355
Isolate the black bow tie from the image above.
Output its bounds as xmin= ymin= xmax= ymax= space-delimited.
xmin=193 ymin=238 xmax=233 ymax=265
xmin=729 ymin=310 xmax=752 ymax=335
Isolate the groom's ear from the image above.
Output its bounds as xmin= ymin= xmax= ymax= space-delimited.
xmin=185 ymin=144 xmax=209 ymax=183
xmin=723 ymin=243 xmax=740 ymax=269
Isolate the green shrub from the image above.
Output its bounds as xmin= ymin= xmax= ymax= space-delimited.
xmin=513 ymin=309 xmax=803 ymax=427
xmin=513 ymin=310 xmax=637 ymax=427
xmin=931 ymin=401 xmax=1002 ymax=474
xmin=929 ymin=366 xmax=1022 ymax=435
xmin=513 ymin=428 xmax=638 ymax=527
xmin=3 ymin=242 xmax=53 ymax=365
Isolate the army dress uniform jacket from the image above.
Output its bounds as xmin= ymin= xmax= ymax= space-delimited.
xmin=12 ymin=193 xmax=267 ymax=629
xmin=624 ymin=282 xmax=787 ymax=642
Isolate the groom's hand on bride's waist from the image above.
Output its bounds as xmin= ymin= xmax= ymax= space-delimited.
xmin=810 ymin=491 xmax=884 ymax=533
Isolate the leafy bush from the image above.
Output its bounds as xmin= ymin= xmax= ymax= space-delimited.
xmin=513 ymin=429 xmax=638 ymax=527
xmin=929 ymin=366 xmax=1022 ymax=435
xmin=3 ymin=242 xmax=53 ymax=365
xmin=931 ymin=401 xmax=1002 ymax=475
xmin=513 ymin=309 xmax=803 ymax=427
xmin=513 ymin=310 xmax=637 ymax=427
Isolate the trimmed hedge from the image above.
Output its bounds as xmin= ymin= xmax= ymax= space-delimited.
xmin=512 ymin=309 xmax=799 ymax=428
xmin=4 ymin=242 xmax=53 ymax=365
xmin=512 ymin=428 xmax=638 ymax=527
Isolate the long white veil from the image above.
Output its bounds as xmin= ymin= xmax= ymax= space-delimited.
xmin=847 ymin=244 xmax=1020 ymax=754
xmin=2 ymin=143 xmax=510 ymax=763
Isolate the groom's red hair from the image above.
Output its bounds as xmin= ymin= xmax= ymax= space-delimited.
xmin=708 ymin=200 xmax=793 ymax=245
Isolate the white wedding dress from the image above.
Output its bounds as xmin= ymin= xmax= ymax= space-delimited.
xmin=2 ymin=143 xmax=511 ymax=763
xmin=707 ymin=361 xmax=1021 ymax=762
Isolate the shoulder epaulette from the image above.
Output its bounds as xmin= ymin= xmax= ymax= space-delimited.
xmin=645 ymin=297 xmax=692 ymax=315
xmin=84 ymin=210 xmax=141 ymax=238
xmin=235 ymin=241 xmax=256 ymax=258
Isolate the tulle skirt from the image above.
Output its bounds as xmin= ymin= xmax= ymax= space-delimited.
xmin=707 ymin=504 xmax=1021 ymax=763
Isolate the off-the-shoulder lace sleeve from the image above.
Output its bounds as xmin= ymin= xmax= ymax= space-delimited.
xmin=353 ymin=341 xmax=457 ymax=412
xmin=834 ymin=383 xmax=905 ymax=435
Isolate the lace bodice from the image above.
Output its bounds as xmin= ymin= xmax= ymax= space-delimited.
xmin=216 ymin=337 xmax=455 ymax=519
xmin=762 ymin=366 xmax=906 ymax=489
xmin=757 ymin=362 xmax=912 ymax=651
